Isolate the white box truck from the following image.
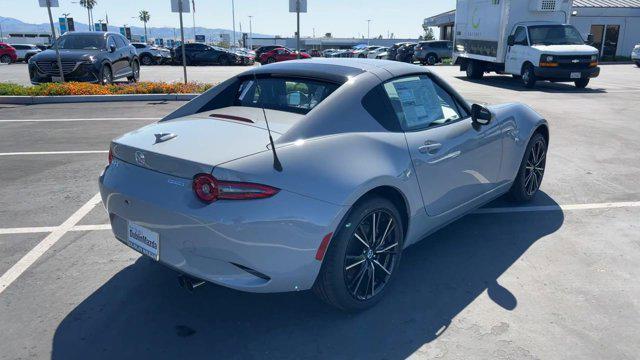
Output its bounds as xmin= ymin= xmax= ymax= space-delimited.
xmin=453 ymin=0 xmax=600 ymax=88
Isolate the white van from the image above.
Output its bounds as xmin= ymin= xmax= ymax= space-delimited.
xmin=453 ymin=0 xmax=600 ymax=88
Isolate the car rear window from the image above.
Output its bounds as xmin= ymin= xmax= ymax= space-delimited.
xmin=234 ymin=77 xmax=339 ymax=115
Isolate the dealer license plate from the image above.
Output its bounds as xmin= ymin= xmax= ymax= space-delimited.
xmin=51 ymin=76 xmax=62 ymax=82
xmin=127 ymin=222 xmax=159 ymax=260
xmin=570 ymin=72 xmax=581 ymax=79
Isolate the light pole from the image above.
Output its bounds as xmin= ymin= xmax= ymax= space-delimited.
xmin=231 ymin=0 xmax=236 ymax=48
xmin=0 ymin=18 xmax=8 ymax=41
xmin=248 ymin=15 xmax=253 ymax=50
xmin=367 ymin=19 xmax=371 ymax=45
xmin=192 ymin=0 xmax=196 ymax=41
xmin=296 ymin=0 xmax=300 ymax=59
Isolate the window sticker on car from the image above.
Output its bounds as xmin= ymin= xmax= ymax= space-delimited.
xmin=392 ymin=79 xmax=443 ymax=129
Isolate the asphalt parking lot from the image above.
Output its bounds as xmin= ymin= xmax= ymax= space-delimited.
xmin=1 ymin=64 xmax=639 ymax=359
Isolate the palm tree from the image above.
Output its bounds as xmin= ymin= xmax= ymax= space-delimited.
xmin=79 ymin=0 xmax=97 ymax=31
xmin=138 ymin=10 xmax=151 ymax=43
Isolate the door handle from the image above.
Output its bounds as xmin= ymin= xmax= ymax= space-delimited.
xmin=418 ymin=141 xmax=442 ymax=154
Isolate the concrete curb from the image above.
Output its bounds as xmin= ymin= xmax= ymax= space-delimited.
xmin=0 ymin=93 xmax=198 ymax=105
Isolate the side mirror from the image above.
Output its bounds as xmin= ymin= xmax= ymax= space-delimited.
xmin=507 ymin=35 xmax=515 ymax=46
xmin=471 ymin=104 xmax=492 ymax=125
xmin=586 ymin=33 xmax=594 ymax=44
xmin=109 ymin=44 xmax=117 ymax=53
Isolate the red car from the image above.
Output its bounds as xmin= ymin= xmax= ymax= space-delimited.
xmin=0 ymin=42 xmax=18 ymax=64
xmin=258 ymin=47 xmax=310 ymax=64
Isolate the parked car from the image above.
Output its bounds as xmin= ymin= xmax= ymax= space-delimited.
xmin=395 ymin=43 xmax=417 ymax=63
xmin=258 ymin=47 xmax=311 ymax=64
xmin=0 ymin=42 xmax=18 ymax=64
xmin=367 ymin=46 xmax=389 ymax=59
xmin=131 ymin=42 xmax=171 ymax=65
xmin=322 ymin=48 xmax=338 ymax=57
xmin=28 ymin=32 xmax=140 ymax=85
xmin=101 ymin=58 xmax=549 ymax=311
xmin=327 ymin=49 xmax=353 ymax=58
xmin=386 ymin=42 xmax=413 ymax=62
xmin=255 ymin=45 xmax=288 ymax=59
xmin=413 ymin=40 xmax=453 ymax=65
xmin=632 ymin=44 xmax=640 ymax=67
xmin=308 ymin=49 xmax=322 ymax=57
xmin=353 ymin=45 xmax=380 ymax=58
xmin=233 ymin=48 xmax=256 ymax=65
xmin=172 ymin=43 xmax=248 ymax=66
xmin=10 ymin=44 xmax=41 ymax=62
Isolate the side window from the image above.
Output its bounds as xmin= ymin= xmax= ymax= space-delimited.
xmin=382 ymin=75 xmax=463 ymax=131
xmin=114 ymin=36 xmax=127 ymax=49
xmin=107 ymin=36 xmax=116 ymax=50
xmin=513 ymin=26 xmax=528 ymax=46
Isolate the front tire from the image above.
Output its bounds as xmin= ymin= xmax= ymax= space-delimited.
xmin=266 ymin=57 xmax=276 ymax=64
xmin=508 ymin=132 xmax=547 ymax=202
xmin=140 ymin=54 xmax=154 ymax=66
xmin=521 ymin=63 xmax=537 ymax=88
xmin=574 ymin=78 xmax=590 ymax=88
xmin=100 ymin=65 xmax=113 ymax=85
xmin=0 ymin=54 xmax=12 ymax=64
xmin=314 ymin=197 xmax=404 ymax=312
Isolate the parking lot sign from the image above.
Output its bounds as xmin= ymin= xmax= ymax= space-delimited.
xmin=195 ymin=35 xmax=205 ymax=43
xmin=38 ymin=0 xmax=59 ymax=7
xmin=67 ymin=17 xmax=75 ymax=31
xmin=171 ymin=0 xmax=190 ymax=13
xmin=289 ymin=0 xmax=307 ymax=13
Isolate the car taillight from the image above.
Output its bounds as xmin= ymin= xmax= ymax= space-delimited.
xmin=192 ymin=173 xmax=279 ymax=203
xmin=108 ymin=148 xmax=113 ymax=165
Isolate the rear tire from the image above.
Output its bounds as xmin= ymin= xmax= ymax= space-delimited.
xmin=0 ymin=55 xmax=12 ymax=64
xmin=127 ymin=61 xmax=140 ymax=83
xmin=574 ymin=78 xmax=590 ymax=88
xmin=426 ymin=53 xmax=437 ymax=65
xmin=314 ymin=197 xmax=404 ymax=312
xmin=508 ymin=132 xmax=547 ymax=202
xmin=466 ymin=60 xmax=484 ymax=79
xmin=266 ymin=57 xmax=276 ymax=64
xmin=219 ymin=56 xmax=229 ymax=66
xmin=521 ymin=63 xmax=537 ymax=88
xmin=635 ymin=60 xmax=640 ymax=67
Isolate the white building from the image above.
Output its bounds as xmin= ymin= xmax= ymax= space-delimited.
xmin=424 ymin=0 xmax=640 ymax=58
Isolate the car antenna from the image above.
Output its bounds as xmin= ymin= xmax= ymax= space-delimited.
xmin=252 ymin=70 xmax=283 ymax=172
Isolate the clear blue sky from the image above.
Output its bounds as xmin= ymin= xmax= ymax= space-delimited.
xmin=0 ymin=0 xmax=455 ymax=38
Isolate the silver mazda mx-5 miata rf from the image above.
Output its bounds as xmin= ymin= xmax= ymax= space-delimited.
xmin=99 ymin=58 xmax=548 ymax=311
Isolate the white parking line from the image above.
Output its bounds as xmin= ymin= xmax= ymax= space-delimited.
xmin=0 ymin=193 xmax=102 ymax=295
xmin=0 ymin=117 xmax=160 ymax=123
xmin=474 ymin=201 xmax=640 ymax=214
xmin=0 ymin=150 xmax=108 ymax=156
xmin=0 ymin=224 xmax=111 ymax=235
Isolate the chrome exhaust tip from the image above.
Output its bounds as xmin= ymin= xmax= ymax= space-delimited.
xmin=178 ymin=275 xmax=206 ymax=292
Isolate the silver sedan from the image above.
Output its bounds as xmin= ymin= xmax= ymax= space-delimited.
xmin=99 ymin=58 xmax=548 ymax=311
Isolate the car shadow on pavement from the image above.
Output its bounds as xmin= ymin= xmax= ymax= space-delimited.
xmin=51 ymin=193 xmax=564 ymax=360
xmin=455 ymin=75 xmax=607 ymax=93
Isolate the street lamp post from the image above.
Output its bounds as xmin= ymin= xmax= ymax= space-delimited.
xmin=231 ymin=0 xmax=236 ymax=48
xmin=248 ymin=15 xmax=253 ymax=50
xmin=367 ymin=19 xmax=371 ymax=45
xmin=44 ymin=0 xmax=65 ymax=82
xmin=296 ymin=0 xmax=300 ymax=59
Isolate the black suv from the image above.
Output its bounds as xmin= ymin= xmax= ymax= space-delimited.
xmin=28 ymin=32 xmax=140 ymax=85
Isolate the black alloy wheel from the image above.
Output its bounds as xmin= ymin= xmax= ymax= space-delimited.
xmin=509 ymin=132 xmax=547 ymax=201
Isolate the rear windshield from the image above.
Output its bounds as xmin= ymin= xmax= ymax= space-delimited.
xmin=234 ymin=77 xmax=339 ymax=114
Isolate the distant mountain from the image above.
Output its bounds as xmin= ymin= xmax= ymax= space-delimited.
xmin=0 ymin=16 xmax=273 ymax=43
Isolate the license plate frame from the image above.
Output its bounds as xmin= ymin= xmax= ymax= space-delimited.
xmin=127 ymin=222 xmax=160 ymax=261
xmin=570 ymin=72 xmax=582 ymax=79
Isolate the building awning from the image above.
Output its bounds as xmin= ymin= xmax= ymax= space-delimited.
xmin=424 ymin=9 xmax=455 ymax=27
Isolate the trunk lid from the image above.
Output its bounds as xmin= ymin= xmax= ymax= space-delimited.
xmin=112 ymin=106 xmax=303 ymax=179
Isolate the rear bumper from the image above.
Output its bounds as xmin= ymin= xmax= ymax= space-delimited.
xmin=534 ymin=66 xmax=600 ymax=81
xmin=99 ymin=159 xmax=347 ymax=293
